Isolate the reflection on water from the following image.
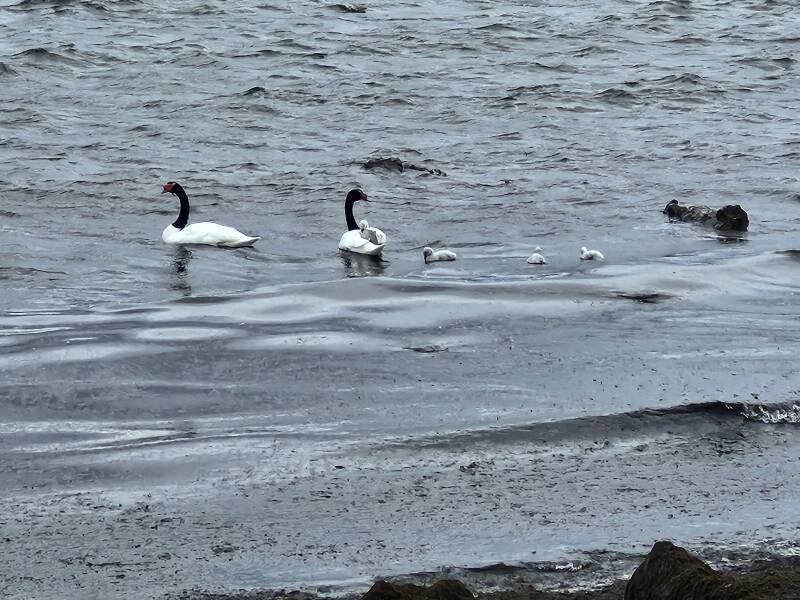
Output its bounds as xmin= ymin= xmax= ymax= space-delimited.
xmin=714 ymin=231 xmax=749 ymax=244
xmin=340 ymin=252 xmax=387 ymax=278
xmin=169 ymin=247 xmax=193 ymax=296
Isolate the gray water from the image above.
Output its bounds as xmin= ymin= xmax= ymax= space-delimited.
xmin=3 ymin=0 xmax=800 ymax=598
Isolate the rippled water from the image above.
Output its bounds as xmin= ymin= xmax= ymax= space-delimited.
xmin=3 ymin=0 xmax=800 ymax=598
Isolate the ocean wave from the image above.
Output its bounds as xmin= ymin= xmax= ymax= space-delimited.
xmin=730 ymin=401 xmax=800 ymax=424
xmin=14 ymin=47 xmax=67 ymax=61
xmin=241 ymin=85 xmax=268 ymax=96
xmin=594 ymin=87 xmax=639 ymax=104
xmin=394 ymin=401 xmax=799 ymax=450
xmin=0 ymin=267 xmax=66 ymax=280
xmin=12 ymin=47 xmax=86 ymax=66
xmin=227 ymin=48 xmax=282 ymax=59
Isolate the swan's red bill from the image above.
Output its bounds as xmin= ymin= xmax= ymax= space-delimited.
xmin=362 ymin=192 xmax=369 ymax=202
xmin=162 ymin=182 xmax=175 ymax=194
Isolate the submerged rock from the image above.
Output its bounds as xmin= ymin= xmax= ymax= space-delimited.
xmin=363 ymin=580 xmax=473 ymax=600
xmin=405 ymin=343 xmax=449 ymax=353
xmin=329 ymin=3 xmax=367 ymax=12
xmin=363 ymin=157 xmax=447 ymax=176
xmin=663 ymin=200 xmax=749 ymax=231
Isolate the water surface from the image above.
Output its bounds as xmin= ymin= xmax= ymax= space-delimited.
xmin=2 ymin=0 xmax=800 ymax=598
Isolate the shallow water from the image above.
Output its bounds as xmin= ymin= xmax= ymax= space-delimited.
xmin=2 ymin=0 xmax=800 ymax=598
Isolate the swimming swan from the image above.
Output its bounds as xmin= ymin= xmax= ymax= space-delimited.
xmin=527 ymin=246 xmax=546 ymax=264
xmin=160 ymin=182 xmax=260 ymax=247
xmin=423 ymin=247 xmax=457 ymax=263
xmin=338 ymin=189 xmax=385 ymax=256
xmin=580 ymin=246 xmax=604 ymax=260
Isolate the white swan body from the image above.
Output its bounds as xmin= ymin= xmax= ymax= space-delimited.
xmin=162 ymin=223 xmax=260 ymax=247
xmin=580 ymin=246 xmax=604 ymax=260
xmin=160 ymin=182 xmax=260 ymax=248
xmin=527 ymin=246 xmax=546 ymax=264
xmin=339 ymin=189 xmax=385 ymax=256
xmin=339 ymin=229 xmax=385 ymax=256
xmin=423 ymin=247 xmax=457 ymax=263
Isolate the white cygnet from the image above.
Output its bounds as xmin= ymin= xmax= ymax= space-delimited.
xmin=423 ymin=247 xmax=457 ymax=264
xmin=359 ymin=219 xmax=383 ymax=245
xmin=527 ymin=246 xmax=546 ymax=265
xmin=580 ymin=246 xmax=604 ymax=261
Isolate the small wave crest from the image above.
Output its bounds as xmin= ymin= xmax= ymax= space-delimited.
xmin=595 ymin=87 xmax=639 ymax=104
xmin=727 ymin=402 xmax=800 ymax=424
xmin=13 ymin=47 xmax=82 ymax=65
xmin=641 ymin=401 xmax=800 ymax=425
xmin=242 ymin=86 xmax=268 ymax=96
xmin=0 ymin=267 xmax=66 ymax=281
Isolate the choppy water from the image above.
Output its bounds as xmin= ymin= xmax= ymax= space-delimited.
xmin=3 ymin=0 xmax=800 ymax=598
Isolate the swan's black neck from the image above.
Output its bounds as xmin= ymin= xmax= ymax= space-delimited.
xmin=345 ymin=197 xmax=358 ymax=231
xmin=172 ymin=184 xmax=190 ymax=229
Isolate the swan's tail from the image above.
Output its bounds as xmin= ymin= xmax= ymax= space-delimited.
xmin=221 ymin=236 xmax=261 ymax=248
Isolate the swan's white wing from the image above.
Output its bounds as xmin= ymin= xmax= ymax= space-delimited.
xmin=339 ymin=229 xmax=384 ymax=256
xmin=431 ymin=250 xmax=456 ymax=262
xmin=339 ymin=229 xmax=369 ymax=250
xmin=367 ymin=227 xmax=386 ymax=245
xmin=163 ymin=223 xmax=259 ymax=247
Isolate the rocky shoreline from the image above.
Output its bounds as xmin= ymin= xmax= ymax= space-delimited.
xmin=173 ymin=542 xmax=800 ymax=600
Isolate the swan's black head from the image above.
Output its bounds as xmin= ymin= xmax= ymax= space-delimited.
xmin=346 ymin=189 xmax=369 ymax=203
xmin=162 ymin=181 xmax=183 ymax=195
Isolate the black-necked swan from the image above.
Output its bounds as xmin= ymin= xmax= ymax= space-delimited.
xmin=338 ymin=189 xmax=385 ymax=255
xmin=527 ymin=246 xmax=546 ymax=264
xmin=580 ymin=246 xmax=604 ymax=260
xmin=423 ymin=247 xmax=457 ymax=263
xmin=161 ymin=182 xmax=260 ymax=247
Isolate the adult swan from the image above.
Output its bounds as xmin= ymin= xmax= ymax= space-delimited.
xmin=160 ymin=182 xmax=261 ymax=247
xmin=338 ymin=189 xmax=385 ymax=256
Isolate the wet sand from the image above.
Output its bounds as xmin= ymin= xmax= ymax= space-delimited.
xmin=3 ymin=255 xmax=800 ymax=599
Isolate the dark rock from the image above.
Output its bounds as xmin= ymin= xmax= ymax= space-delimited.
xmin=362 ymin=580 xmax=473 ymax=600
xmin=663 ymin=200 xmax=748 ymax=231
xmin=329 ymin=3 xmax=367 ymax=12
xmin=363 ymin=157 xmax=447 ymax=176
xmin=624 ymin=541 xmax=724 ymax=600
xmin=363 ymin=157 xmax=405 ymax=172
xmin=625 ymin=540 xmax=800 ymax=600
